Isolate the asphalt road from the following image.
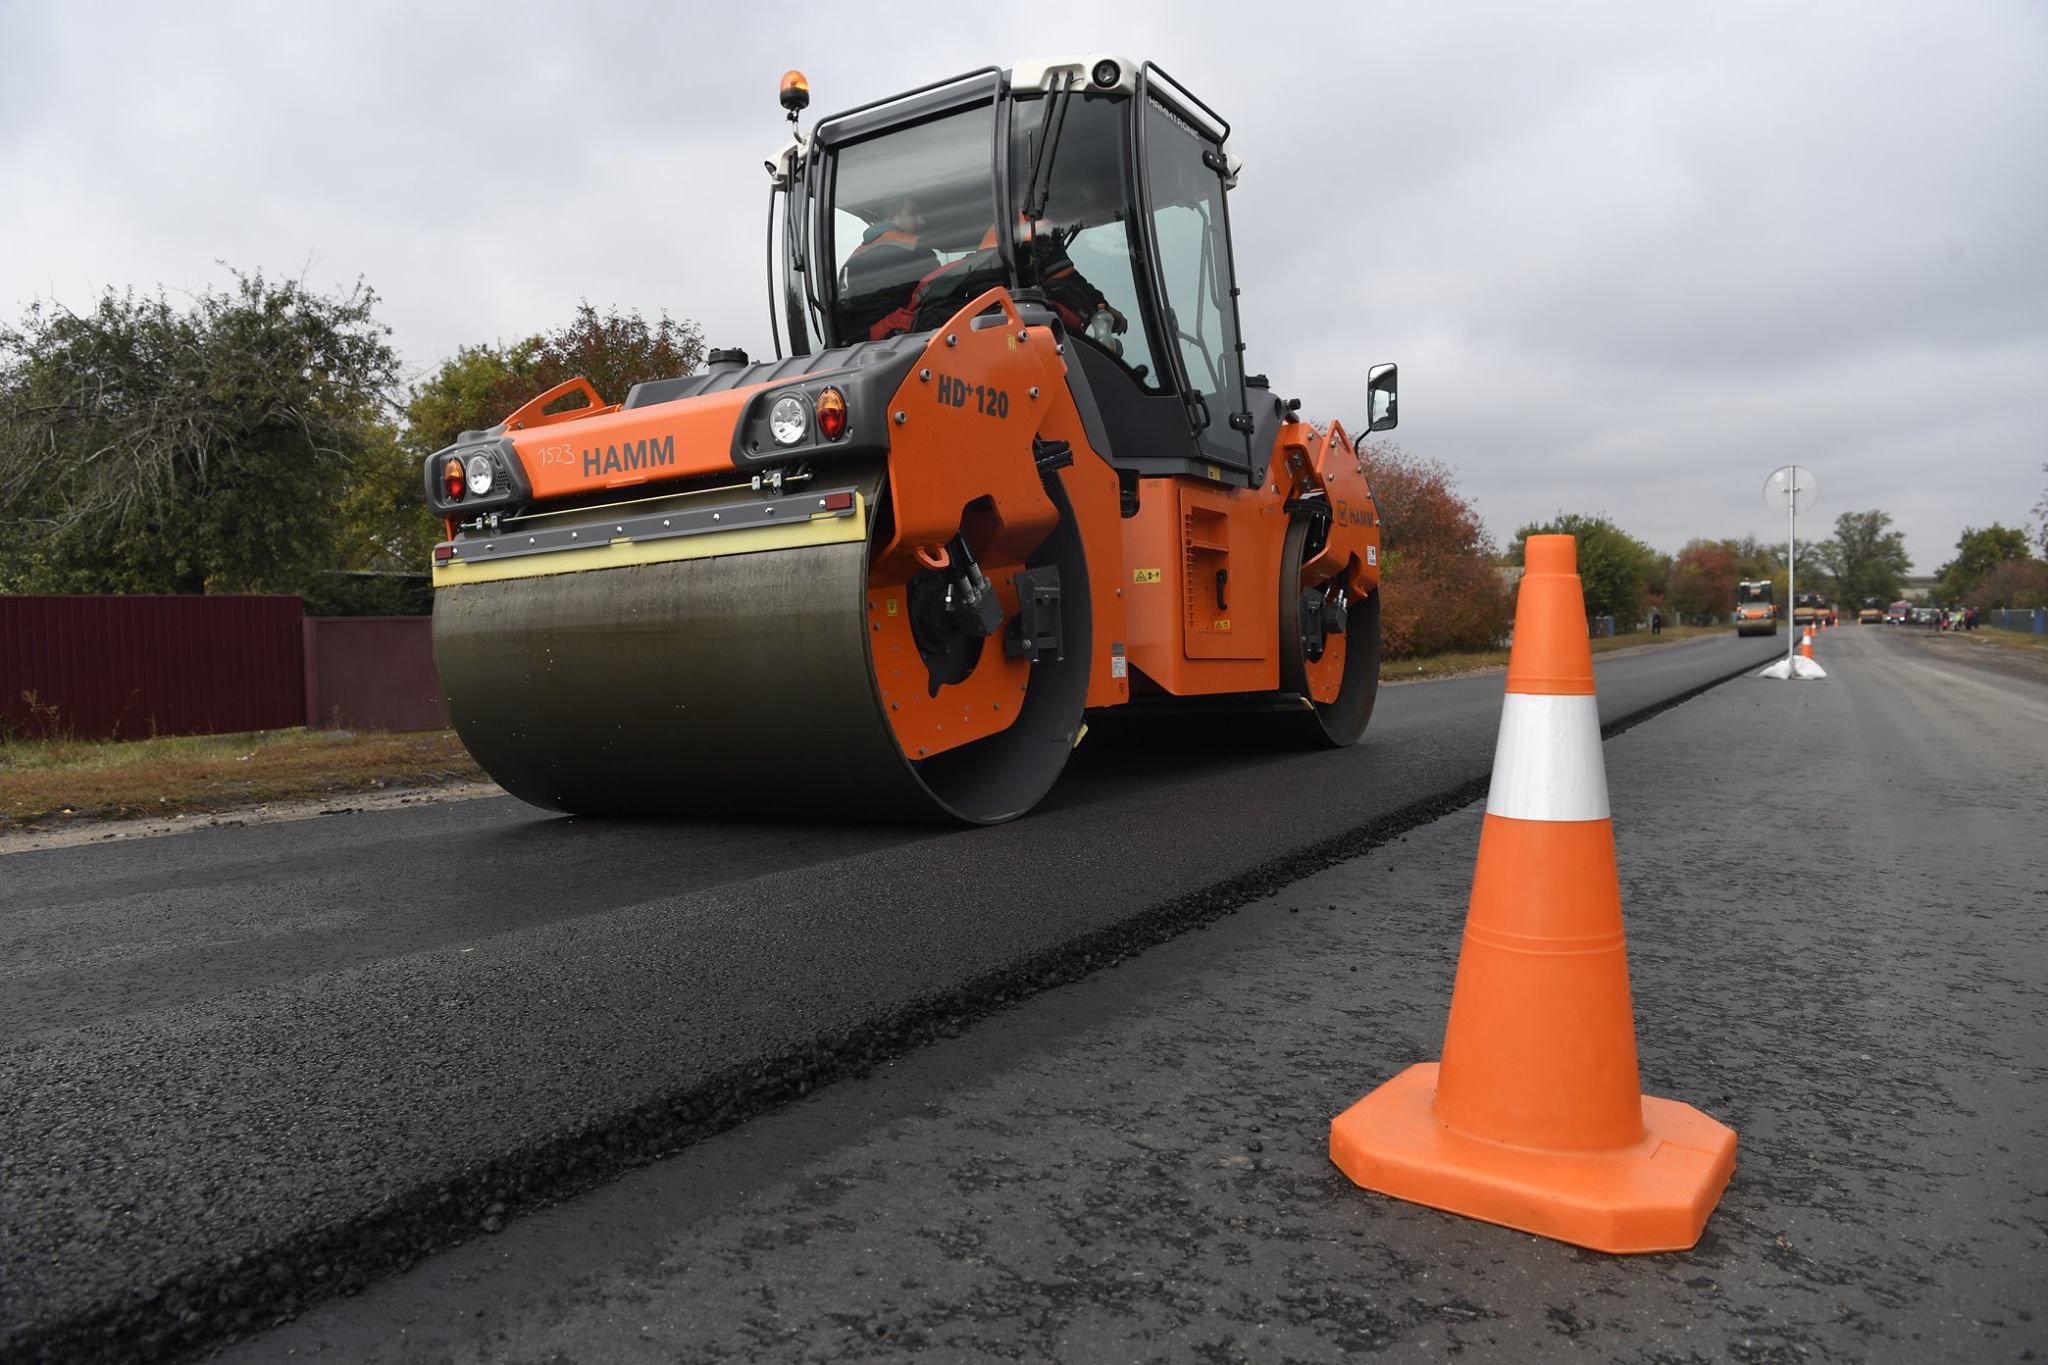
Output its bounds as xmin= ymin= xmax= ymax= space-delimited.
xmin=2 ymin=631 xmax=1788 ymax=1361
xmin=213 ymin=621 xmax=2048 ymax=1364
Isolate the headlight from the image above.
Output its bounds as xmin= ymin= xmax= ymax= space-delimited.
xmin=466 ymin=453 xmax=495 ymax=496
xmin=769 ymin=395 xmax=809 ymax=446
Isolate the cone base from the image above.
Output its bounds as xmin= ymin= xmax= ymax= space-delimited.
xmin=1330 ymin=1063 xmax=1736 ymax=1253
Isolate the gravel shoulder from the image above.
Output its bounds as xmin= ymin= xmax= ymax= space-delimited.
xmin=216 ymin=624 xmax=2047 ymax=1364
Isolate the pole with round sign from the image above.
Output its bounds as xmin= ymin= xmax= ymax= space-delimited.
xmin=1765 ymin=466 xmax=1818 ymax=670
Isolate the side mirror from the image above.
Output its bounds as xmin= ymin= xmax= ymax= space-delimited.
xmin=1367 ymin=362 xmax=1398 ymax=432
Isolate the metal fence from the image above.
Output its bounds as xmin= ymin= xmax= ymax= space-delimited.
xmin=1 ymin=595 xmax=306 ymax=740
xmin=1 ymin=596 xmax=447 ymax=741
xmin=1982 ymin=607 xmax=2047 ymax=634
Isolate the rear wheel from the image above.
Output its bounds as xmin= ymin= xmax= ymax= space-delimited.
xmin=1277 ymin=517 xmax=1381 ymax=746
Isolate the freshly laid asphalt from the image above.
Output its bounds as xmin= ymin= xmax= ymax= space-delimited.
xmin=213 ymin=622 xmax=2048 ymax=1364
xmin=4 ymin=631 xmax=1793 ymax=1361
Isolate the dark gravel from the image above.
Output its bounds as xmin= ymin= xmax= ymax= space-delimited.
xmin=0 ymin=636 xmax=1780 ymax=1362
xmin=213 ymin=623 xmax=2047 ymax=1364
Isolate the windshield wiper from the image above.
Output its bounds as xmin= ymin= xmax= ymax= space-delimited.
xmin=1021 ymin=73 xmax=1075 ymax=223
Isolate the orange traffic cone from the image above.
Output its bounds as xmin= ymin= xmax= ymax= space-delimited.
xmin=1330 ymin=534 xmax=1736 ymax=1253
xmin=1800 ymin=627 xmax=1815 ymax=659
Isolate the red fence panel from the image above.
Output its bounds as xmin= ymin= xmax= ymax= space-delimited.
xmin=0 ymin=595 xmax=306 ymax=741
xmin=301 ymin=617 xmax=448 ymax=732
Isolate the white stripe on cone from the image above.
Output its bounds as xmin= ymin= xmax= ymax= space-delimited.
xmin=1485 ymin=693 xmax=1611 ymax=822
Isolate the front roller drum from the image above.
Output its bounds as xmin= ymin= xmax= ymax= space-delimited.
xmin=432 ymin=475 xmax=1094 ymax=825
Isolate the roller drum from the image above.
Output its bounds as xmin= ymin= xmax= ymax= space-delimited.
xmin=433 ymin=470 xmax=1093 ymax=825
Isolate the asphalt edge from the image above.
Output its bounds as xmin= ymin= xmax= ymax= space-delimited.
xmin=13 ymin=652 xmax=1766 ymax=1365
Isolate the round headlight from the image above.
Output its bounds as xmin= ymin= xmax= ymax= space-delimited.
xmin=1091 ymin=60 xmax=1121 ymax=89
xmin=466 ymin=453 xmax=495 ymax=496
xmin=769 ymin=394 xmax=809 ymax=446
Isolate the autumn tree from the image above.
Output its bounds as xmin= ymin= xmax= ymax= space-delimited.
xmin=1666 ymin=539 xmax=1737 ymax=623
xmin=0 ymin=271 xmax=399 ymax=594
xmin=1933 ymin=523 xmax=2031 ymax=604
xmin=1812 ymin=509 xmax=1911 ymax=606
xmin=1964 ymin=558 xmax=2048 ymax=613
xmin=1356 ymin=441 xmax=1511 ymax=658
xmin=1511 ymin=512 xmax=1658 ymax=627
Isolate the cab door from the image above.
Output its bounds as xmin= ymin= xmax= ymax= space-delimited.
xmin=1135 ymin=84 xmax=1252 ymax=478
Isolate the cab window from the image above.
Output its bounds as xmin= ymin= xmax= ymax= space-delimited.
xmin=827 ymin=103 xmax=995 ymax=345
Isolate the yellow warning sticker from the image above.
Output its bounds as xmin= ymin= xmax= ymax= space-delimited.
xmin=1213 ymin=618 xmax=1232 ymax=631
xmin=1205 ymin=464 xmax=1222 ymax=481
xmin=886 ymin=598 xmax=900 ymax=617
xmin=1133 ymin=568 xmax=1162 ymax=584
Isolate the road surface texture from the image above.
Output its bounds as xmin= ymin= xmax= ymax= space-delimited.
xmin=206 ymin=621 xmax=2047 ymax=1364
xmin=0 ymin=631 xmax=1888 ymax=1362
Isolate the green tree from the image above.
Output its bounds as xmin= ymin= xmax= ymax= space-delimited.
xmin=1813 ymin=509 xmax=1911 ymax=605
xmin=0 ymin=271 xmax=399 ymax=593
xmin=1510 ymin=512 xmax=1658 ymax=626
xmin=2033 ymin=461 xmax=2048 ymax=557
xmin=403 ymin=303 xmax=705 ymax=463
xmin=404 ymin=339 xmax=543 ymax=457
xmin=1933 ymin=523 xmax=2031 ymax=604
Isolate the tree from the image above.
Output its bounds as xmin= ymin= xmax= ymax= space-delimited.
xmin=1667 ymin=539 xmax=1737 ymax=623
xmin=2033 ymin=461 xmax=2048 ymax=558
xmin=1813 ymin=509 xmax=1911 ymax=605
xmin=1510 ymin=512 xmax=1658 ymax=627
xmin=1965 ymin=558 xmax=2048 ymax=613
xmin=1933 ymin=523 xmax=2031 ymax=604
xmin=1356 ymin=441 xmax=1512 ymax=659
xmin=0 ymin=271 xmax=399 ymax=594
xmin=403 ymin=303 xmax=705 ymax=461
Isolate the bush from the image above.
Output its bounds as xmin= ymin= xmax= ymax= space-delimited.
xmin=1358 ymin=441 xmax=1512 ymax=658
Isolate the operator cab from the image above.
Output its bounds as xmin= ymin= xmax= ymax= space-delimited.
xmin=768 ymin=57 xmax=1271 ymax=486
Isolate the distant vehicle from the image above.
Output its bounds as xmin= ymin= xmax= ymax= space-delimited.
xmin=1857 ymin=597 xmax=1884 ymax=625
xmin=1791 ymin=591 xmax=1832 ymax=630
xmin=1911 ymin=606 xmax=1939 ymax=626
xmin=1886 ymin=600 xmax=1911 ymax=624
xmin=1735 ymin=580 xmax=1777 ymax=637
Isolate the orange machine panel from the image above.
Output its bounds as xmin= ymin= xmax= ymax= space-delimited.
xmin=506 ymin=381 xmax=776 ymax=501
xmin=866 ymin=289 xmax=1076 ymax=758
xmin=1120 ymin=477 xmax=1286 ymax=697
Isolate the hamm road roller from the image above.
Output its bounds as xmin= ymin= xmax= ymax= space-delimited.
xmin=424 ymin=56 xmax=1399 ymax=823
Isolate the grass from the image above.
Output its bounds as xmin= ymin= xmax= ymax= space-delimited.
xmin=0 ymin=727 xmax=486 ymax=829
xmin=1962 ymin=625 xmax=2048 ymax=653
xmin=1385 ymin=623 xmax=1723 ymax=682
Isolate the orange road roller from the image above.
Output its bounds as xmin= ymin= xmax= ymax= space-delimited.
xmin=425 ymin=56 xmax=1398 ymax=823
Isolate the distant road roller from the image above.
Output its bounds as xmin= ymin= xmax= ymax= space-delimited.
xmin=424 ymin=57 xmax=1398 ymax=823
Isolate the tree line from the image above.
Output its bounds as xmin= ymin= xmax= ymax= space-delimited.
xmin=0 ymin=270 xmax=700 ymax=611
xmin=3 ymin=269 xmax=2042 ymax=634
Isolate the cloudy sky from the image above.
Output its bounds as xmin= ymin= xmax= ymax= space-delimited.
xmin=6 ymin=1 xmax=2044 ymax=569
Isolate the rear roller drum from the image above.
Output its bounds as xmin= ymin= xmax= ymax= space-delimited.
xmin=1278 ymin=516 xmax=1381 ymax=747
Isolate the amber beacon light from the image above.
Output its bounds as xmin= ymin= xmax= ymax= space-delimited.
xmin=780 ymin=70 xmax=810 ymax=116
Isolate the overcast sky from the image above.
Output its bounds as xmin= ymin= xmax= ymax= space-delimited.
xmin=6 ymin=1 xmax=2044 ymax=570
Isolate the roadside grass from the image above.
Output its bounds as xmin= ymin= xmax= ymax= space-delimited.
xmin=1386 ymin=623 xmax=1723 ymax=682
xmin=0 ymin=728 xmax=485 ymax=829
xmin=1976 ymin=625 xmax=2048 ymax=653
